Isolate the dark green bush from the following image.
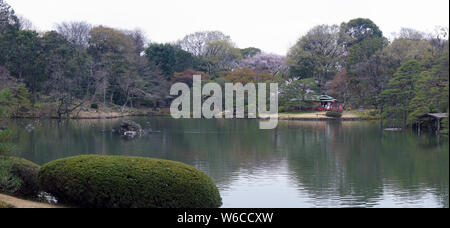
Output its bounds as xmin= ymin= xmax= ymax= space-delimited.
xmin=38 ymin=155 xmax=222 ymax=208
xmin=0 ymin=156 xmax=40 ymax=197
xmin=90 ymin=104 xmax=99 ymax=110
xmin=326 ymin=111 xmax=343 ymax=118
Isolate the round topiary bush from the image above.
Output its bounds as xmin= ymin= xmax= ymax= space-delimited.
xmin=38 ymin=155 xmax=222 ymax=208
xmin=0 ymin=156 xmax=40 ymax=198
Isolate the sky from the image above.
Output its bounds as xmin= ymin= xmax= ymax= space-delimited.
xmin=8 ymin=0 xmax=450 ymax=55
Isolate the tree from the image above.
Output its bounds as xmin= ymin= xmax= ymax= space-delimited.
xmin=125 ymin=29 xmax=148 ymax=55
xmin=397 ymin=28 xmax=426 ymax=41
xmin=56 ymin=21 xmax=92 ymax=49
xmin=408 ymin=50 xmax=449 ymax=121
xmin=0 ymin=30 xmax=45 ymax=100
xmin=340 ymin=18 xmax=386 ymax=73
xmin=172 ymin=69 xmax=210 ymax=87
xmin=287 ymin=24 xmax=345 ymax=91
xmin=145 ymin=43 xmax=198 ymax=79
xmin=0 ymin=87 xmax=13 ymax=118
xmin=11 ymin=83 xmax=31 ymax=117
xmin=240 ymin=47 xmax=261 ymax=58
xmin=224 ymin=67 xmax=273 ymax=84
xmin=203 ymin=40 xmax=242 ymax=77
xmin=17 ymin=15 xmax=35 ymax=31
xmin=0 ymin=82 xmax=31 ymax=118
xmin=380 ymin=60 xmax=422 ymax=127
xmin=88 ymin=26 xmax=137 ymax=105
xmin=40 ymin=31 xmax=89 ymax=118
xmin=279 ymin=78 xmax=319 ymax=109
xmin=240 ymin=53 xmax=287 ymax=75
xmin=177 ymin=31 xmax=232 ymax=56
xmin=346 ymin=36 xmax=388 ymax=72
xmin=340 ymin=18 xmax=383 ymax=46
xmin=0 ymin=66 xmax=16 ymax=90
xmin=145 ymin=43 xmax=176 ymax=78
xmin=0 ymin=0 xmax=20 ymax=35
xmin=329 ymin=70 xmax=357 ymax=108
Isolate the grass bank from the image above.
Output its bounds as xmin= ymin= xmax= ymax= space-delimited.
xmin=261 ymin=110 xmax=381 ymax=121
xmin=0 ymin=193 xmax=61 ymax=208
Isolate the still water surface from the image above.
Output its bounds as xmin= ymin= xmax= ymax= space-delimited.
xmin=5 ymin=117 xmax=449 ymax=208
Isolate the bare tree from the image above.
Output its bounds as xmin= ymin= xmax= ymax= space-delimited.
xmin=428 ymin=26 xmax=449 ymax=56
xmin=56 ymin=21 xmax=92 ymax=48
xmin=397 ymin=28 xmax=426 ymax=41
xmin=240 ymin=53 xmax=288 ymax=75
xmin=124 ymin=28 xmax=149 ymax=55
xmin=177 ymin=31 xmax=232 ymax=56
xmin=17 ymin=15 xmax=35 ymax=31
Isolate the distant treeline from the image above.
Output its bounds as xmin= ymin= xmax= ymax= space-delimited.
xmin=0 ymin=0 xmax=448 ymax=128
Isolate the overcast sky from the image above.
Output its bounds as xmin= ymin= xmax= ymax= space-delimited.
xmin=8 ymin=0 xmax=450 ymax=55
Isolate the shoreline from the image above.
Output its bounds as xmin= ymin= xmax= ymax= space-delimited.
xmin=7 ymin=111 xmax=377 ymax=121
xmin=0 ymin=193 xmax=61 ymax=208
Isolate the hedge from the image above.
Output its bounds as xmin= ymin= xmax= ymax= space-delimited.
xmin=38 ymin=155 xmax=222 ymax=208
xmin=0 ymin=156 xmax=40 ymax=197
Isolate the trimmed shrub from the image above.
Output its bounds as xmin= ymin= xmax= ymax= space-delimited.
xmin=0 ymin=156 xmax=40 ymax=197
xmin=326 ymin=111 xmax=343 ymax=118
xmin=38 ymin=155 xmax=222 ymax=208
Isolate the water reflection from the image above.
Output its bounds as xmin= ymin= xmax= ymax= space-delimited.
xmin=3 ymin=118 xmax=448 ymax=208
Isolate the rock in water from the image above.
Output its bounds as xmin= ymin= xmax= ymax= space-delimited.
xmin=118 ymin=120 xmax=143 ymax=137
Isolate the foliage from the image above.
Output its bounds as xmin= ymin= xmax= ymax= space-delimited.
xmin=177 ymin=31 xmax=232 ymax=57
xmin=279 ymin=78 xmax=319 ymax=109
xmin=0 ymin=1 xmax=448 ymax=127
xmin=145 ymin=43 xmax=199 ymax=79
xmin=56 ymin=21 xmax=92 ymax=48
xmin=0 ymin=88 xmax=13 ymax=117
xmin=0 ymin=83 xmax=31 ymax=118
xmin=38 ymin=155 xmax=222 ymax=208
xmin=380 ymin=60 xmax=422 ymax=127
xmin=240 ymin=53 xmax=287 ymax=75
xmin=340 ymin=18 xmax=384 ymax=46
xmin=0 ymin=129 xmax=13 ymax=155
xmin=287 ymin=24 xmax=345 ymax=91
xmin=0 ymin=156 xmax=40 ymax=198
xmin=90 ymin=103 xmax=99 ymax=110
xmin=0 ymin=0 xmax=20 ymax=35
xmin=224 ymin=67 xmax=273 ymax=84
xmin=172 ymin=69 xmax=210 ymax=87
xmin=326 ymin=111 xmax=343 ymax=118
xmin=203 ymin=40 xmax=242 ymax=77
xmin=240 ymin=47 xmax=261 ymax=58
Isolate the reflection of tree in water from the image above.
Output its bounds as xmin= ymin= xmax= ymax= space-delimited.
xmin=284 ymin=121 xmax=448 ymax=207
xmin=378 ymin=132 xmax=449 ymax=207
xmin=143 ymin=118 xmax=281 ymax=189
xmin=7 ymin=118 xmax=449 ymax=207
xmin=282 ymin=121 xmax=384 ymax=206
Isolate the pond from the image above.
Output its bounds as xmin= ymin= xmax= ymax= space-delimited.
xmin=4 ymin=117 xmax=449 ymax=208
